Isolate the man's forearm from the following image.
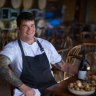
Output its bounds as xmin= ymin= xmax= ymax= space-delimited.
xmin=54 ymin=59 xmax=64 ymax=70
xmin=0 ymin=55 xmax=23 ymax=87
xmin=54 ymin=59 xmax=78 ymax=74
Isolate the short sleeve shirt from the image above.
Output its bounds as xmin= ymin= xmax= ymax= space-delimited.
xmin=0 ymin=37 xmax=62 ymax=77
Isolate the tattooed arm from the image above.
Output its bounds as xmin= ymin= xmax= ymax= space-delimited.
xmin=54 ymin=59 xmax=78 ymax=74
xmin=0 ymin=55 xmax=23 ymax=87
xmin=0 ymin=55 xmax=35 ymax=96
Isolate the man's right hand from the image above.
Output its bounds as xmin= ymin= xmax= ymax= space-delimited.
xmin=19 ymin=84 xmax=35 ymax=96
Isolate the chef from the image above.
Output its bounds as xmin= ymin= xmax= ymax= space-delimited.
xmin=0 ymin=12 xmax=78 ymax=96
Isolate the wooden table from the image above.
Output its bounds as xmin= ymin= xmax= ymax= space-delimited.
xmin=46 ymin=76 xmax=96 ymax=96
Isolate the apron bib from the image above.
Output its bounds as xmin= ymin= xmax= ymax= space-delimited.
xmin=18 ymin=39 xmax=58 ymax=96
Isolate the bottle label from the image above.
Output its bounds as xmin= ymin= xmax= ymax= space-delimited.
xmin=78 ymin=71 xmax=87 ymax=80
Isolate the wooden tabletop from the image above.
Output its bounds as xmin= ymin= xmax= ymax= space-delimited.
xmin=46 ymin=76 xmax=96 ymax=96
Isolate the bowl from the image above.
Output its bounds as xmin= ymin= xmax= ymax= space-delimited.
xmin=68 ymin=87 xmax=95 ymax=96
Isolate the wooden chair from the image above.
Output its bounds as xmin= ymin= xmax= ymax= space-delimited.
xmin=10 ymin=85 xmax=15 ymax=96
xmin=51 ymin=64 xmax=64 ymax=83
xmin=65 ymin=42 xmax=96 ymax=65
xmin=80 ymin=32 xmax=96 ymax=43
xmin=65 ymin=43 xmax=96 ymax=77
xmin=65 ymin=44 xmax=82 ymax=65
xmin=60 ymin=36 xmax=73 ymax=49
xmin=54 ymin=45 xmax=81 ymax=80
xmin=51 ymin=48 xmax=71 ymax=82
xmin=64 ymin=45 xmax=82 ymax=78
xmin=82 ymin=42 xmax=96 ymax=70
xmin=86 ymin=52 xmax=96 ymax=71
xmin=80 ymin=32 xmax=92 ymax=41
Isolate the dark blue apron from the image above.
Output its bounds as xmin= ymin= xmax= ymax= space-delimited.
xmin=18 ymin=39 xmax=58 ymax=96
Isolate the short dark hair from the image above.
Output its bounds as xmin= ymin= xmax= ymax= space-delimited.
xmin=17 ymin=12 xmax=35 ymax=27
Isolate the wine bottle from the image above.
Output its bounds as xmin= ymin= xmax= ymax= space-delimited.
xmin=78 ymin=49 xmax=87 ymax=80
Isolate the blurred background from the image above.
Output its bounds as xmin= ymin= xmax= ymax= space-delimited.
xmin=0 ymin=0 xmax=96 ymax=50
xmin=0 ymin=0 xmax=96 ymax=95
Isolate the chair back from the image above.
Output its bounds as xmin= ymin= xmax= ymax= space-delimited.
xmin=51 ymin=64 xmax=65 ymax=82
xmin=65 ymin=45 xmax=81 ymax=65
xmin=83 ymin=43 xmax=96 ymax=71
xmin=65 ymin=42 xmax=96 ymax=70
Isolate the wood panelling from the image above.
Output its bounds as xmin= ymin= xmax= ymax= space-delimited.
xmin=61 ymin=0 xmax=76 ymax=23
xmin=79 ymin=0 xmax=86 ymax=22
xmin=88 ymin=0 xmax=96 ymax=24
xmin=61 ymin=0 xmax=96 ymax=24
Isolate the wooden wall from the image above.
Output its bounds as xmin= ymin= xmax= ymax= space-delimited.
xmin=88 ymin=0 xmax=96 ymax=24
xmin=61 ymin=0 xmax=76 ymax=23
xmin=0 ymin=0 xmax=96 ymax=24
xmin=79 ymin=0 xmax=86 ymax=22
xmin=61 ymin=0 xmax=96 ymax=24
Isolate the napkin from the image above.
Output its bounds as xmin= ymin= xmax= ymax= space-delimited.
xmin=13 ymin=88 xmax=41 ymax=96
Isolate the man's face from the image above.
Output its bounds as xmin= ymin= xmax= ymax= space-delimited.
xmin=17 ymin=20 xmax=35 ymax=41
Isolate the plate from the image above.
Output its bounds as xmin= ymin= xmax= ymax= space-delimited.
xmin=68 ymin=87 xmax=95 ymax=96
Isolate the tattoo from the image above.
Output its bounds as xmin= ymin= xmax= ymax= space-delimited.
xmin=60 ymin=59 xmax=65 ymax=64
xmin=55 ymin=63 xmax=61 ymax=70
xmin=55 ymin=59 xmax=65 ymax=70
xmin=0 ymin=55 xmax=23 ymax=87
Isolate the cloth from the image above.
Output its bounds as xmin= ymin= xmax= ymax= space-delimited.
xmin=13 ymin=88 xmax=41 ymax=96
xmin=0 ymin=37 xmax=61 ymax=78
xmin=14 ymin=88 xmax=59 ymax=96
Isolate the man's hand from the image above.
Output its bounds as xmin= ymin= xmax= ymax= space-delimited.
xmin=87 ymin=71 xmax=96 ymax=80
xmin=60 ymin=62 xmax=78 ymax=74
xmin=19 ymin=84 xmax=35 ymax=96
xmin=54 ymin=60 xmax=78 ymax=75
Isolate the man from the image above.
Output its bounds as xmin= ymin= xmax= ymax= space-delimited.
xmin=0 ymin=12 xmax=78 ymax=96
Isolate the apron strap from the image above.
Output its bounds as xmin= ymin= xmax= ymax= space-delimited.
xmin=18 ymin=39 xmax=44 ymax=56
xmin=18 ymin=39 xmax=25 ymax=58
xmin=37 ymin=40 xmax=44 ymax=52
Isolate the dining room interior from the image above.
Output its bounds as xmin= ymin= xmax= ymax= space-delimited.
xmin=0 ymin=0 xmax=96 ymax=96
